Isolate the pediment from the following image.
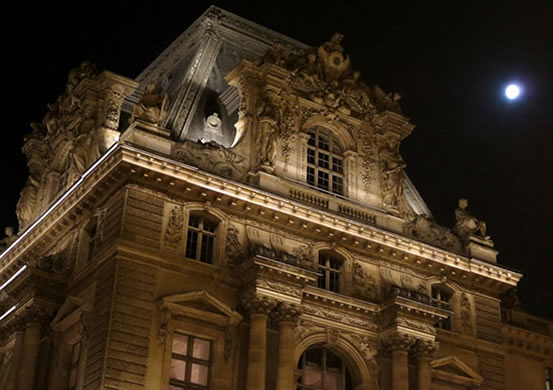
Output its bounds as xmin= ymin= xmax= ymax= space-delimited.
xmin=161 ymin=290 xmax=242 ymax=326
xmin=431 ymin=356 xmax=483 ymax=386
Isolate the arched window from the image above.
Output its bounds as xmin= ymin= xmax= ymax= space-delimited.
xmin=431 ymin=285 xmax=453 ymax=330
xmin=307 ymin=127 xmax=344 ymax=195
xmin=185 ymin=214 xmax=218 ymax=264
xmin=297 ymin=346 xmax=353 ymax=390
xmin=317 ymin=252 xmax=343 ymax=293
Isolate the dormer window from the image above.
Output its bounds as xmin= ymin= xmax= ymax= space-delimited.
xmin=307 ymin=128 xmax=344 ymax=196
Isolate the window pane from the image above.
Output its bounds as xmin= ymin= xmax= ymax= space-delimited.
xmin=172 ymin=333 xmax=188 ymax=355
xmin=308 ymin=131 xmax=316 ymax=146
xmin=190 ymin=363 xmax=209 ymax=386
xmin=200 ymin=235 xmax=214 ymax=264
xmin=192 ymin=338 xmax=211 ymax=360
xmin=307 ymin=167 xmax=315 ymax=186
xmin=332 ymin=176 xmax=343 ymax=195
xmin=308 ymin=148 xmax=315 ymax=164
xmin=170 ymin=359 xmax=186 ymax=381
xmin=318 ymin=171 xmax=329 ymax=191
xmin=332 ymin=157 xmax=343 ymax=173
xmin=189 ymin=215 xmax=200 ymax=228
xmin=318 ymin=135 xmax=329 ymax=151
xmin=318 ymin=152 xmax=329 ymax=169
xmin=305 ymin=347 xmax=322 ymax=366
xmin=203 ymin=219 xmax=217 ymax=233
xmin=318 ymin=273 xmax=327 ymax=289
xmin=325 ymin=369 xmax=342 ymax=390
xmin=185 ymin=230 xmax=198 ymax=259
xmin=169 ymin=385 xmax=183 ymax=390
xmin=326 ymin=350 xmax=342 ymax=369
xmin=304 ymin=365 xmax=323 ymax=386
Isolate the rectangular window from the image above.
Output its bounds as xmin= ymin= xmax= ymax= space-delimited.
xmin=185 ymin=230 xmax=198 ymax=259
xmin=318 ymin=152 xmax=329 ymax=169
xmin=307 ymin=167 xmax=315 ymax=186
xmin=317 ymin=253 xmax=341 ymax=293
xmin=307 ymin=148 xmax=316 ymax=164
xmin=170 ymin=333 xmax=211 ymax=389
xmin=332 ymin=157 xmax=343 ymax=174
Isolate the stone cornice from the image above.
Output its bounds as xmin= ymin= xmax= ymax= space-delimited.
xmin=502 ymin=323 xmax=553 ymax=360
xmin=0 ymin=143 xmax=522 ymax=297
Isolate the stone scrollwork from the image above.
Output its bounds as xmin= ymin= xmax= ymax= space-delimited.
xmin=403 ymin=214 xmax=462 ymax=252
xmin=395 ymin=317 xmax=437 ymax=336
xmin=256 ymin=279 xmax=303 ymax=299
xmin=157 ymin=307 xmax=172 ymax=344
xmin=385 ymin=333 xmax=417 ymax=353
xmin=295 ymin=319 xmax=326 ymax=344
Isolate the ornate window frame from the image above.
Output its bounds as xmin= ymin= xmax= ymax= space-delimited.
xmin=306 ymin=127 xmax=345 ymax=196
xmin=158 ymin=291 xmax=242 ymax=390
xmin=312 ymin=245 xmax=353 ymax=295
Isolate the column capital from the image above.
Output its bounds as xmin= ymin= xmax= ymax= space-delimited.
xmin=242 ymin=294 xmax=277 ymax=316
xmin=413 ymin=339 xmax=439 ymax=360
xmin=271 ymin=302 xmax=302 ymax=325
xmin=385 ymin=333 xmax=417 ymax=353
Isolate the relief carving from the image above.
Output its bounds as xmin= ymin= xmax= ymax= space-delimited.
xmin=352 ymin=261 xmax=378 ymax=301
xmin=378 ymin=135 xmax=405 ymax=215
xmin=256 ymin=279 xmax=303 ymax=298
xmin=131 ymin=83 xmax=168 ymax=125
xmin=173 ymin=140 xmax=247 ymax=179
xmin=460 ymin=293 xmax=473 ymax=335
xmin=225 ymin=224 xmax=244 ymax=266
xmin=404 ymin=214 xmax=463 ymax=252
xmin=164 ymin=205 xmax=184 ymax=249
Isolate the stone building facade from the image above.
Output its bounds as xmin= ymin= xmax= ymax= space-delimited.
xmin=0 ymin=7 xmax=552 ymax=390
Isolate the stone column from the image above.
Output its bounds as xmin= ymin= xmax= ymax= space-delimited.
xmin=6 ymin=330 xmax=24 ymax=390
xmin=389 ymin=335 xmax=414 ymax=390
xmin=274 ymin=303 xmax=302 ymax=390
xmin=243 ymin=295 xmax=276 ymax=390
xmin=16 ymin=322 xmax=42 ymax=390
xmin=414 ymin=340 xmax=438 ymax=390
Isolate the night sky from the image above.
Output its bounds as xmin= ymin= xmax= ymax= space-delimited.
xmin=2 ymin=1 xmax=552 ymax=319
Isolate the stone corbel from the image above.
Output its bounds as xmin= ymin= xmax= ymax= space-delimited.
xmin=157 ymin=306 xmax=172 ymax=344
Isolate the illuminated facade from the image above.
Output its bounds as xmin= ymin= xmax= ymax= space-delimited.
xmin=0 ymin=7 xmax=552 ymax=390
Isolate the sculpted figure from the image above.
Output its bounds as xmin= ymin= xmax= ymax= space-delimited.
xmin=0 ymin=227 xmax=16 ymax=252
xmin=454 ymin=198 xmax=488 ymax=238
xmin=380 ymin=136 xmax=406 ymax=214
xmin=131 ymin=83 xmax=168 ymax=125
xmin=256 ymin=89 xmax=282 ymax=169
xmin=317 ymin=33 xmax=351 ymax=82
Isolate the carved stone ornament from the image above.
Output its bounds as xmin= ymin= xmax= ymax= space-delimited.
xmin=173 ymin=140 xmax=247 ymax=179
xmin=16 ymin=62 xmax=135 ymax=231
xmin=352 ymin=261 xmax=378 ymax=301
xmin=164 ymin=205 xmax=184 ymax=249
xmin=157 ymin=307 xmax=172 ymax=344
xmin=131 ymin=83 xmax=168 ymax=125
xmin=295 ymin=319 xmax=326 ymax=344
xmin=413 ymin=339 xmax=439 ymax=359
xmin=225 ymin=224 xmax=244 ymax=266
xmin=385 ymin=333 xmax=417 ymax=353
xmin=241 ymin=294 xmax=277 ymax=316
xmin=0 ymin=227 xmax=16 ymax=253
xmin=460 ymin=293 xmax=473 ymax=335
xmin=378 ymin=135 xmax=406 ymax=215
xmin=403 ymin=214 xmax=463 ymax=252
xmin=453 ymin=198 xmax=490 ymax=242
xmin=302 ymin=303 xmax=378 ymax=331
xmin=256 ymin=279 xmax=303 ymax=299
xmin=260 ymin=34 xmax=403 ymax=120
xmin=395 ymin=317 xmax=437 ymax=337
xmin=272 ymin=302 xmax=303 ymax=324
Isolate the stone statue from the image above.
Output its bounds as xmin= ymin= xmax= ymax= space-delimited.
xmin=256 ymin=89 xmax=282 ymax=170
xmin=380 ymin=136 xmax=406 ymax=214
xmin=0 ymin=227 xmax=16 ymax=252
xmin=131 ymin=83 xmax=168 ymax=125
xmin=454 ymin=198 xmax=489 ymax=239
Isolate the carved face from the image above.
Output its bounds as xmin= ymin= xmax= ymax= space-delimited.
xmin=459 ymin=198 xmax=468 ymax=209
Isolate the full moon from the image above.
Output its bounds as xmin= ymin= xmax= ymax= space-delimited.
xmin=505 ymin=84 xmax=521 ymax=100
